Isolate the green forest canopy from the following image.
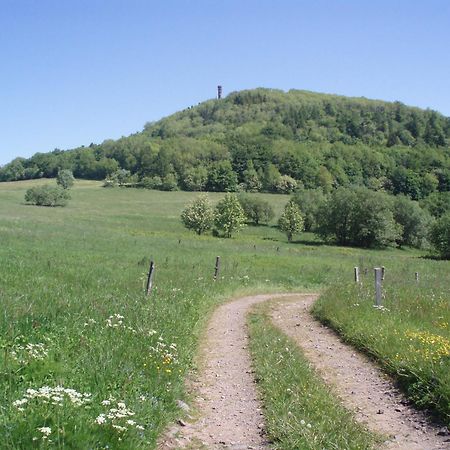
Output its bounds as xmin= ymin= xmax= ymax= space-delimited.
xmin=1 ymin=88 xmax=449 ymax=200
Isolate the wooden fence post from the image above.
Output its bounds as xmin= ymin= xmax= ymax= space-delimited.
xmin=354 ymin=266 xmax=360 ymax=283
xmin=214 ymin=256 xmax=221 ymax=281
xmin=381 ymin=266 xmax=385 ymax=281
xmin=415 ymin=272 xmax=419 ymax=282
xmin=374 ymin=268 xmax=382 ymax=306
xmin=146 ymin=260 xmax=155 ymax=295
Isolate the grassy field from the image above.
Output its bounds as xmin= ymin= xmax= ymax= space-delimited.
xmin=0 ymin=179 xmax=448 ymax=447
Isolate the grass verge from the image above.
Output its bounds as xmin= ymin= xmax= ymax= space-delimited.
xmin=248 ymin=304 xmax=382 ymax=450
xmin=312 ymin=269 xmax=450 ymax=426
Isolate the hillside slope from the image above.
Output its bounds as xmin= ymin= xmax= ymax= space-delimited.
xmin=1 ymin=88 xmax=449 ymax=198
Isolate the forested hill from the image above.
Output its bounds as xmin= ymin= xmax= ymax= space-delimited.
xmin=1 ymin=88 xmax=449 ymax=199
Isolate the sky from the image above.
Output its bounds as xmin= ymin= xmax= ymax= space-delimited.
xmin=1 ymin=0 xmax=449 ymax=165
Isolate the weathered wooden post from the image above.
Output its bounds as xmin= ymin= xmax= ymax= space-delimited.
xmin=381 ymin=266 xmax=385 ymax=281
xmin=354 ymin=266 xmax=360 ymax=283
xmin=214 ymin=256 xmax=221 ymax=281
xmin=146 ymin=260 xmax=155 ymax=295
xmin=415 ymin=272 xmax=419 ymax=282
xmin=374 ymin=268 xmax=382 ymax=306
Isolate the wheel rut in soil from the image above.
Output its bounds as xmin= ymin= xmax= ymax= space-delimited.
xmin=159 ymin=293 xmax=448 ymax=450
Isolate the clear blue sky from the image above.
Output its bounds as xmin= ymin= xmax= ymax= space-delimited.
xmin=1 ymin=0 xmax=449 ymax=165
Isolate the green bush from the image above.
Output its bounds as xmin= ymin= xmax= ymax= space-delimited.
xmin=24 ymin=185 xmax=70 ymax=207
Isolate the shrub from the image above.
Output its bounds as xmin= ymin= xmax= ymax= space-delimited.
xmin=429 ymin=213 xmax=450 ymax=259
xmin=181 ymin=194 xmax=214 ymax=235
xmin=160 ymin=173 xmax=179 ymax=191
xmin=278 ymin=200 xmax=304 ymax=242
xmin=238 ymin=194 xmax=274 ymax=225
xmin=56 ymin=169 xmax=75 ymax=189
xmin=214 ymin=193 xmax=246 ymax=238
xmin=24 ymin=185 xmax=70 ymax=207
xmin=140 ymin=176 xmax=163 ymax=190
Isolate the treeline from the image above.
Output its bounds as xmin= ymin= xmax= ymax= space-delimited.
xmin=1 ymin=88 xmax=449 ymax=200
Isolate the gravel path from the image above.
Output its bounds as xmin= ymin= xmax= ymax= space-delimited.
xmin=159 ymin=293 xmax=448 ymax=450
xmin=270 ymin=295 xmax=448 ymax=450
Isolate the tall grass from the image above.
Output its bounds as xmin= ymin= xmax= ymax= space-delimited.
xmin=313 ymin=261 xmax=450 ymax=425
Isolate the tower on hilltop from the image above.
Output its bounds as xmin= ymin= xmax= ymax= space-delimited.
xmin=217 ymin=85 xmax=222 ymax=99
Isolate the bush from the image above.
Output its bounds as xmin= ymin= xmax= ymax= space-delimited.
xmin=278 ymin=200 xmax=304 ymax=242
xmin=429 ymin=213 xmax=450 ymax=259
xmin=214 ymin=193 xmax=246 ymax=238
xmin=181 ymin=194 xmax=214 ymax=235
xmin=238 ymin=194 xmax=274 ymax=225
xmin=56 ymin=169 xmax=75 ymax=189
xmin=24 ymin=185 xmax=70 ymax=207
xmin=140 ymin=176 xmax=163 ymax=190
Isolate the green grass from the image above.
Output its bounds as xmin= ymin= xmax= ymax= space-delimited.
xmin=248 ymin=305 xmax=381 ymax=449
xmin=313 ymin=265 xmax=450 ymax=425
xmin=0 ymin=179 xmax=448 ymax=447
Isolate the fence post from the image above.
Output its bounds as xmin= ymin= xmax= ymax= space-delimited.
xmin=354 ymin=266 xmax=360 ymax=283
xmin=146 ymin=260 xmax=155 ymax=295
xmin=374 ymin=268 xmax=382 ymax=306
xmin=214 ymin=256 xmax=221 ymax=281
xmin=381 ymin=266 xmax=385 ymax=281
xmin=415 ymin=272 xmax=419 ymax=282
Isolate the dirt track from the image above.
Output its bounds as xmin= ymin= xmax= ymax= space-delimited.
xmin=159 ymin=294 xmax=448 ymax=450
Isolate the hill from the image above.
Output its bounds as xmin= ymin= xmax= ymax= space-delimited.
xmin=1 ymin=88 xmax=449 ymax=199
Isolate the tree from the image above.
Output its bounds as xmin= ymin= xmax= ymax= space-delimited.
xmin=56 ymin=169 xmax=75 ymax=189
xmin=316 ymin=187 xmax=401 ymax=248
xmin=393 ymin=195 xmax=430 ymax=248
xmin=207 ymin=161 xmax=239 ymax=192
xmin=24 ymin=185 xmax=70 ymax=207
xmin=241 ymin=161 xmax=262 ymax=192
xmin=214 ymin=193 xmax=246 ymax=238
xmin=278 ymin=200 xmax=304 ymax=242
xmin=291 ymin=189 xmax=326 ymax=231
xmin=238 ymin=194 xmax=274 ymax=225
xmin=181 ymin=194 xmax=214 ymax=235
xmin=429 ymin=213 xmax=450 ymax=259
xmin=274 ymin=175 xmax=298 ymax=194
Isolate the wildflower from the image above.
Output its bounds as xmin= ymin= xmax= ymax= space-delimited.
xmin=37 ymin=426 xmax=52 ymax=438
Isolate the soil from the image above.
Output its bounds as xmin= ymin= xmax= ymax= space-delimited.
xmin=158 ymin=294 xmax=449 ymax=450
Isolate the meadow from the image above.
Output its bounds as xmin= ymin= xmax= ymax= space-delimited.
xmin=0 ymin=180 xmax=448 ymax=448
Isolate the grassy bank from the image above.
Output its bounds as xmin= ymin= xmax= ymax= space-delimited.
xmin=248 ymin=305 xmax=381 ymax=449
xmin=0 ymin=179 xmax=447 ymax=447
xmin=313 ymin=264 xmax=450 ymax=425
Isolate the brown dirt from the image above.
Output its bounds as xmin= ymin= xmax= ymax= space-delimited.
xmin=159 ymin=293 xmax=449 ymax=450
xmin=270 ymin=295 xmax=448 ymax=450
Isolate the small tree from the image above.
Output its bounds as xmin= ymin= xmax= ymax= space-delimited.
xmin=56 ymin=169 xmax=75 ymax=189
xmin=181 ymin=194 xmax=214 ymax=235
xmin=214 ymin=193 xmax=246 ymax=238
xmin=278 ymin=200 xmax=304 ymax=242
xmin=274 ymin=175 xmax=298 ymax=194
xmin=429 ymin=213 xmax=450 ymax=259
xmin=238 ymin=194 xmax=274 ymax=225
